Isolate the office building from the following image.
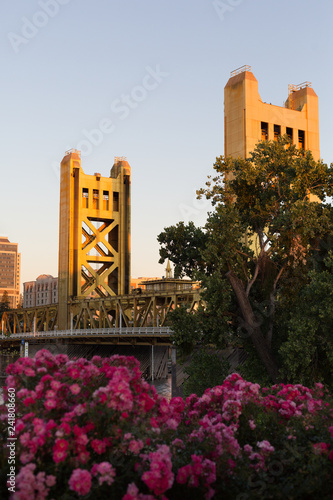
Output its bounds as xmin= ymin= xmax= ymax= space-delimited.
xmin=0 ymin=236 xmax=21 ymax=308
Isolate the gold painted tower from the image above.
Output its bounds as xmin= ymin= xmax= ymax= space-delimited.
xmin=58 ymin=150 xmax=131 ymax=330
xmin=224 ymin=65 xmax=320 ymax=161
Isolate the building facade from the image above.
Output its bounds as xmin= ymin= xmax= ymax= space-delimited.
xmin=224 ymin=65 xmax=320 ymax=161
xmin=130 ymin=277 xmax=161 ymax=292
xmin=23 ymin=275 xmax=58 ymax=308
xmin=0 ymin=236 xmax=21 ymax=308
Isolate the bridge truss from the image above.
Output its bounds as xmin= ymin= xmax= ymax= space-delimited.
xmin=1 ymin=289 xmax=204 ymax=337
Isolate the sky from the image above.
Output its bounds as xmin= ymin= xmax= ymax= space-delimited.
xmin=1 ymin=0 xmax=333 ymax=289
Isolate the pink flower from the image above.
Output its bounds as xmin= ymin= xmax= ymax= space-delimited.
xmin=248 ymin=419 xmax=256 ymax=430
xmin=50 ymin=380 xmax=62 ymax=391
xmin=45 ymin=475 xmax=56 ymax=487
xmin=91 ymin=461 xmax=116 ymax=485
xmin=123 ymin=482 xmax=155 ymax=500
xmin=68 ymin=468 xmax=92 ymax=496
xmin=142 ymin=445 xmax=174 ymax=496
xmin=165 ymin=418 xmax=179 ymax=430
xmin=77 ymin=450 xmax=90 ymax=464
xmin=176 ymin=464 xmax=192 ymax=484
xmin=91 ymin=439 xmax=107 ymax=454
xmin=313 ymin=442 xmax=330 ymax=455
xmin=128 ymin=439 xmax=144 ymax=454
xmin=24 ymin=367 xmax=36 ymax=377
xmin=67 ymin=366 xmax=81 ymax=379
xmin=20 ymin=451 xmax=34 ymax=464
xmin=53 ymin=439 xmax=69 ymax=463
xmin=20 ymin=432 xmax=30 ymax=446
xmin=257 ymin=440 xmax=275 ymax=454
xmin=76 ymin=433 xmax=89 ymax=446
xmin=70 ymin=383 xmax=81 ymax=395
xmin=44 ymin=398 xmax=57 ymax=410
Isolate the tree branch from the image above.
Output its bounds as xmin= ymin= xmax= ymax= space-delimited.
xmin=266 ymin=265 xmax=286 ymax=348
xmin=245 ymin=237 xmax=270 ymax=297
xmin=226 ymin=270 xmax=279 ymax=383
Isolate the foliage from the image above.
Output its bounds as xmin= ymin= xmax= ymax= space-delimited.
xmin=157 ymin=221 xmax=208 ymax=279
xmin=182 ymin=348 xmax=230 ymax=398
xmin=0 ymin=291 xmax=10 ymax=316
xmin=158 ymin=137 xmax=333 ymax=384
xmin=0 ymin=352 xmax=332 ymax=499
xmin=279 ymin=252 xmax=333 ymax=390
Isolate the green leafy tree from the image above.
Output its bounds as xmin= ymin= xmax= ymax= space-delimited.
xmin=279 ymin=252 xmax=333 ymax=389
xmin=157 ymin=221 xmax=208 ymax=278
xmin=0 ymin=291 xmax=10 ymax=316
xmin=159 ymin=137 xmax=333 ymax=383
xmin=182 ymin=348 xmax=230 ymax=397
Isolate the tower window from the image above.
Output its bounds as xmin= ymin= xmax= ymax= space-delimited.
xmin=261 ymin=122 xmax=268 ymax=140
xmin=82 ymin=188 xmax=89 ymax=208
xmin=113 ymin=192 xmax=119 ymax=212
xmin=103 ymin=191 xmax=109 ymax=210
xmin=274 ymin=124 xmax=281 ymax=141
xmin=93 ymin=190 xmax=99 ymax=209
xmin=286 ymin=127 xmax=293 ymax=143
xmin=298 ymin=130 xmax=305 ymax=149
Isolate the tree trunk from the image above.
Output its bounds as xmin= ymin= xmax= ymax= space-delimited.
xmin=226 ymin=270 xmax=279 ymax=383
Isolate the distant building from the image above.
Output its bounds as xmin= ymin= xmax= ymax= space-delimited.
xmin=130 ymin=277 xmax=160 ymax=292
xmin=23 ymin=275 xmax=58 ymax=308
xmin=140 ymin=278 xmax=198 ymax=293
xmin=0 ymin=236 xmax=21 ymax=308
xmin=139 ymin=261 xmax=199 ymax=293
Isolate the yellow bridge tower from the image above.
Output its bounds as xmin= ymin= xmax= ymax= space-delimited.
xmin=224 ymin=65 xmax=320 ymax=161
xmin=58 ymin=150 xmax=131 ymax=330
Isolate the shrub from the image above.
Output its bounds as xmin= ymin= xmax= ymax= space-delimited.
xmin=0 ymin=350 xmax=332 ymax=499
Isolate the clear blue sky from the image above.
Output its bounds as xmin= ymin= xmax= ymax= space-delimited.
xmin=1 ymin=0 xmax=332 ymax=288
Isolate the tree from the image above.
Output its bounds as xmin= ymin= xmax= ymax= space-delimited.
xmin=157 ymin=221 xmax=208 ymax=278
xmin=0 ymin=291 xmax=10 ymax=316
xmin=279 ymin=252 xmax=333 ymax=390
xmin=182 ymin=348 xmax=230 ymax=397
xmin=158 ymin=137 xmax=333 ymax=383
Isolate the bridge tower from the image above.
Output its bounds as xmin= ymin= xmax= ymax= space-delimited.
xmin=58 ymin=150 xmax=131 ymax=330
xmin=224 ymin=65 xmax=320 ymax=161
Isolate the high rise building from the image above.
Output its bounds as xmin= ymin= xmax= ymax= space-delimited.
xmin=0 ymin=237 xmax=21 ymax=308
xmin=224 ymin=65 xmax=320 ymax=161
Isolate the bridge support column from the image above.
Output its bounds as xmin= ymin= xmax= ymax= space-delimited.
xmin=171 ymin=347 xmax=182 ymax=397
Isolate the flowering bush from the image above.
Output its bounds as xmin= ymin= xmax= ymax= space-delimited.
xmin=0 ymin=350 xmax=332 ymax=499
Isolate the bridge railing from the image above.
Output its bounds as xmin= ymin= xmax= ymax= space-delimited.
xmin=1 ymin=326 xmax=173 ymax=340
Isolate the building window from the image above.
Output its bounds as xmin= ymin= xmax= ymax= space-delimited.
xmin=103 ymin=191 xmax=109 ymax=210
xmin=82 ymin=188 xmax=89 ymax=208
xmin=298 ymin=130 xmax=305 ymax=149
xmin=286 ymin=127 xmax=293 ymax=143
xmin=274 ymin=124 xmax=281 ymax=141
xmin=93 ymin=190 xmax=99 ymax=209
xmin=113 ymin=192 xmax=119 ymax=212
xmin=261 ymin=122 xmax=268 ymax=141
